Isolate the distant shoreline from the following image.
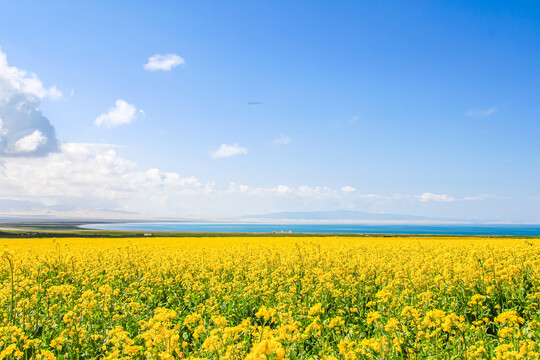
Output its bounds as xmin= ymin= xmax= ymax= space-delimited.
xmin=2 ymin=220 xmax=540 ymax=238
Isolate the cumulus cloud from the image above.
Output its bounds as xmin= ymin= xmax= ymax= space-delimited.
xmin=0 ymin=48 xmax=60 ymax=157
xmin=465 ymin=107 xmax=496 ymax=117
xmin=299 ymin=186 xmax=337 ymax=198
xmin=228 ymin=182 xmax=249 ymax=193
xmin=95 ymin=100 xmax=143 ymax=128
xmin=0 ymin=49 xmax=62 ymax=103
xmin=47 ymin=86 xmax=63 ymax=100
xmin=144 ymin=54 xmax=185 ymax=71
xmin=273 ymin=134 xmax=291 ymax=145
xmin=342 ymin=186 xmax=357 ymax=192
xmin=210 ymin=143 xmax=248 ymax=159
xmin=0 ymin=143 xmax=212 ymax=209
xmin=13 ymin=130 xmax=47 ymax=152
xmin=417 ymin=192 xmax=456 ymax=202
xmin=274 ymin=185 xmax=293 ymax=195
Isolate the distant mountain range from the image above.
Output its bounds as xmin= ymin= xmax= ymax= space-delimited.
xmin=242 ymin=210 xmax=467 ymax=223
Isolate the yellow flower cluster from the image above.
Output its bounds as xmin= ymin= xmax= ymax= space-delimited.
xmin=1 ymin=236 xmax=540 ymax=359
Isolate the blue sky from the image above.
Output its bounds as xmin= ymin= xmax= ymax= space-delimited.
xmin=0 ymin=1 xmax=539 ymax=221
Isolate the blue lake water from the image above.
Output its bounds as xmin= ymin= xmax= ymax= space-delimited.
xmin=80 ymin=222 xmax=540 ymax=236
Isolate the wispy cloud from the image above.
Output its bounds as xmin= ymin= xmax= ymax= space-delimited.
xmin=144 ymin=54 xmax=185 ymax=71
xmin=463 ymin=194 xmax=507 ymax=201
xmin=210 ymin=143 xmax=248 ymax=159
xmin=417 ymin=192 xmax=456 ymax=202
xmin=465 ymin=107 xmax=496 ymax=117
xmin=332 ymin=115 xmax=359 ymax=128
xmin=417 ymin=193 xmax=506 ymax=202
xmin=247 ymin=101 xmax=264 ymax=105
xmin=95 ymin=100 xmax=143 ymax=128
xmin=273 ymin=134 xmax=291 ymax=145
xmin=230 ymin=184 xmax=393 ymax=202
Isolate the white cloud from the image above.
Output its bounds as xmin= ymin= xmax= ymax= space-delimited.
xmin=273 ymin=134 xmax=291 ymax=145
xmin=417 ymin=192 xmax=456 ymax=202
xmin=210 ymin=143 xmax=248 ymax=159
xmin=13 ymin=130 xmax=47 ymax=153
xmin=228 ymin=182 xmax=249 ymax=193
xmin=0 ymin=118 xmax=7 ymax=136
xmin=274 ymin=185 xmax=293 ymax=195
xmin=47 ymin=86 xmax=63 ymax=100
xmin=297 ymin=186 xmax=334 ymax=198
xmin=463 ymin=194 xmax=504 ymax=201
xmin=465 ymin=107 xmax=496 ymax=117
xmin=0 ymin=145 xmax=504 ymax=219
xmin=95 ymin=100 xmax=142 ymax=128
xmin=0 ymin=142 xmax=212 ymax=204
xmin=0 ymin=48 xmax=59 ymax=156
xmin=144 ymin=54 xmax=185 ymax=71
xmin=0 ymin=48 xmax=62 ymax=104
xmin=240 ymin=185 xmax=324 ymax=198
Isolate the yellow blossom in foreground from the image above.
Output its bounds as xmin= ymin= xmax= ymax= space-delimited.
xmin=0 ymin=235 xmax=539 ymax=359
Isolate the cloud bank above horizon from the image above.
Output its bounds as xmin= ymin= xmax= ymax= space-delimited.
xmin=0 ymin=140 xmax=502 ymax=219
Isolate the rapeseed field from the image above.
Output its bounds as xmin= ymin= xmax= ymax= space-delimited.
xmin=0 ymin=236 xmax=539 ymax=359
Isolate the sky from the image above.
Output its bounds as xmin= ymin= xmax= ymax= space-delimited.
xmin=0 ymin=1 xmax=539 ymax=222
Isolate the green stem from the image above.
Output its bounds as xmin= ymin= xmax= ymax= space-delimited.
xmin=4 ymin=255 xmax=15 ymax=324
